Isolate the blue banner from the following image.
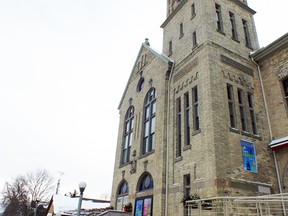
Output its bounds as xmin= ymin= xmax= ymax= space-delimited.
xmin=241 ymin=140 xmax=258 ymax=173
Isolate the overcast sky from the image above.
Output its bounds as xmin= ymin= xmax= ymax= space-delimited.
xmin=0 ymin=0 xmax=287 ymax=201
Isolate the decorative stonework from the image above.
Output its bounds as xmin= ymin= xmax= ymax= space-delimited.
xmin=221 ymin=55 xmax=254 ymax=77
xmin=130 ymin=150 xmax=137 ymax=174
xmin=278 ymin=67 xmax=288 ymax=80
xmin=222 ymin=70 xmax=254 ymax=90
xmin=174 ymin=72 xmax=198 ymax=94
xmin=173 ymin=58 xmax=199 ymax=83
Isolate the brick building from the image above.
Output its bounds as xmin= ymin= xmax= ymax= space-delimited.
xmin=110 ymin=0 xmax=288 ymax=215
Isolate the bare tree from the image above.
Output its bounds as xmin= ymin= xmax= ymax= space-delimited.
xmin=1 ymin=169 xmax=55 ymax=216
xmin=25 ymin=169 xmax=55 ymax=201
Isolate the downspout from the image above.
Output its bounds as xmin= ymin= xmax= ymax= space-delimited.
xmin=165 ymin=61 xmax=175 ymax=216
xmin=251 ymin=57 xmax=286 ymax=215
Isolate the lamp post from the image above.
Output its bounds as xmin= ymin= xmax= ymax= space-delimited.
xmin=76 ymin=181 xmax=87 ymax=216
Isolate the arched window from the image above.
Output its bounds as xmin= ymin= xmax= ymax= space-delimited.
xmin=135 ymin=173 xmax=154 ymax=216
xmin=142 ymin=88 xmax=156 ymax=155
xmin=116 ymin=181 xmax=129 ymax=211
xmin=137 ymin=77 xmax=145 ymax=92
xmin=138 ymin=173 xmax=154 ymax=191
xmin=122 ymin=106 xmax=134 ymax=164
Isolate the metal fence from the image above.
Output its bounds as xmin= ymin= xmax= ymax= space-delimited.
xmin=186 ymin=193 xmax=288 ymax=216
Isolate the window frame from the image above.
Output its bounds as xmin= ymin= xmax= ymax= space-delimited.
xmin=247 ymin=93 xmax=257 ymax=135
xmin=229 ymin=12 xmax=238 ymax=40
xmin=121 ymin=106 xmax=134 ymax=165
xmin=192 ymin=86 xmax=200 ymax=131
xmin=142 ymin=88 xmax=156 ymax=155
xmin=242 ymin=19 xmax=251 ymax=48
xmin=215 ymin=4 xmax=224 ymax=33
xmin=116 ymin=181 xmax=129 ymax=211
xmin=238 ymin=88 xmax=248 ymax=132
xmin=176 ymin=97 xmax=182 ymax=158
xmin=227 ymin=84 xmax=237 ymax=128
xmin=184 ymin=92 xmax=191 ymax=146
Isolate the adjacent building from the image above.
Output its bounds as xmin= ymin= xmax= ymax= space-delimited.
xmin=111 ymin=0 xmax=288 ymax=215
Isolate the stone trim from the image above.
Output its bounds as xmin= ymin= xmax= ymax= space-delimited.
xmin=221 ymin=55 xmax=254 ymax=77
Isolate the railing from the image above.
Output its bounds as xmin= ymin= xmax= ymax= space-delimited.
xmin=186 ymin=193 xmax=288 ymax=216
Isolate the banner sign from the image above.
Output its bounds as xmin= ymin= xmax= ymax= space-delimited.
xmin=241 ymin=140 xmax=258 ymax=173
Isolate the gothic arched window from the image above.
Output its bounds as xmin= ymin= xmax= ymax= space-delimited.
xmin=116 ymin=181 xmax=129 ymax=211
xmin=122 ymin=106 xmax=134 ymax=164
xmin=142 ymin=88 xmax=156 ymax=155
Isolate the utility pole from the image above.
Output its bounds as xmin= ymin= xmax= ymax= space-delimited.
xmin=55 ymin=171 xmax=64 ymax=195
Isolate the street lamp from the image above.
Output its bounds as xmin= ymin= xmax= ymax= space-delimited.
xmin=77 ymin=181 xmax=87 ymax=216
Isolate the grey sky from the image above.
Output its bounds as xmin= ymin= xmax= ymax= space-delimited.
xmin=0 ymin=0 xmax=287 ymax=200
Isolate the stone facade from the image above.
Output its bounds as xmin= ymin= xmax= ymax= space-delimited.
xmin=111 ymin=0 xmax=287 ymax=215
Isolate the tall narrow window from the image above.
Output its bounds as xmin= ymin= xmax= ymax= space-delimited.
xmin=142 ymin=88 xmax=156 ymax=155
xmin=176 ymin=97 xmax=182 ymax=157
xmin=192 ymin=31 xmax=197 ymax=48
xmin=191 ymin=3 xmax=196 ymax=18
xmin=283 ymin=78 xmax=288 ymax=106
xmin=180 ymin=23 xmax=184 ymax=38
xmin=248 ymin=93 xmax=257 ymax=134
xmin=227 ymin=84 xmax=236 ymax=128
xmin=192 ymin=86 xmax=199 ymax=131
xmin=238 ymin=89 xmax=247 ymax=131
xmin=116 ymin=181 xmax=129 ymax=211
xmin=169 ymin=41 xmax=173 ymax=56
xmin=215 ymin=4 xmax=224 ymax=32
xmin=229 ymin=12 xmax=238 ymax=40
xmin=122 ymin=106 xmax=134 ymax=164
xmin=184 ymin=93 xmax=190 ymax=146
xmin=242 ymin=19 xmax=251 ymax=48
xmin=183 ymin=174 xmax=191 ymax=216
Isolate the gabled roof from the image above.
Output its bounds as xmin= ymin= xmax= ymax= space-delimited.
xmin=118 ymin=39 xmax=174 ymax=110
xmin=251 ymin=32 xmax=288 ymax=61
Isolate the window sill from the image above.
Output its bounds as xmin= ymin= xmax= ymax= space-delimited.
xmin=217 ymin=29 xmax=226 ymax=36
xmin=191 ymin=14 xmax=196 ymax=20
xmin=232 ymin=37 xmax=240 ymax=43
xmin=183 ymin=145 xmax=191 ymax=151
xmin=252 ymin=134 xmax=261 ymax=140
xmin=230 ymin=127 xmax=240 ymax=134
xmin=175 ymin=156 xmax=183 ymax=163
xmin=192 ymin=129 xmax=201 ymax=136
xmin=168 ymin=51 xmax=173 ymax=57
xmin=119 ymin=161 xmax=131 ymax=168
xmin=179 ymin=34 xmax=184 ymax=39
xmin=139 ymin=150 xmax=155 ymax=159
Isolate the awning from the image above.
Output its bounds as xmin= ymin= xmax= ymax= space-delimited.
xmin=269 ymin=136 xmax=288 ymax=150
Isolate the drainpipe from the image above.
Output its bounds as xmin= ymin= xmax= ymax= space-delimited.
xmin=165 ymin=61 xmax=175 ymax=216
xmin=251 ymin=57 xmax=286 ymax=215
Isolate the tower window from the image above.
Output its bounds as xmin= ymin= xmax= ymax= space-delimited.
xmin=183 ymin=174 xmax=191 ymax=216
xmin=227 ymin=84 xmax=236 ymax=128
xmin=121 ymin=106 xmax=134 ymax=164
xmin=229 ymin=12 xmax=238 ymax=40
xmin=192 ymin=31 xmax=197 ymax=48
xmin=248 ymin=93 xmax=257 ymax=134
xmin=142 ymin=88 xmax=156 ymax=155
xmin=184 ymin=92 xmax=190 ymax=146
xmin=176 ymin=97 xmax=182 ymax=158
xmin=137 ymin=77 xmax=145 ymax=92
xmin=238 ymin=89 xmax=248 ymax=132
xmin=192 ymin=86 xmax=199 ymax=131
xmin=180 ymin=23 xmax=184 ymax=38
xmin=242 ymin=19 xmax=251 ymax=48
xmin=168 ymin=40 xmax=173 ymax=56
xmin=215 ymin=4 xmax=224 ymax=32
xmin=191 ymin=3 xmax=196 ymax=18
